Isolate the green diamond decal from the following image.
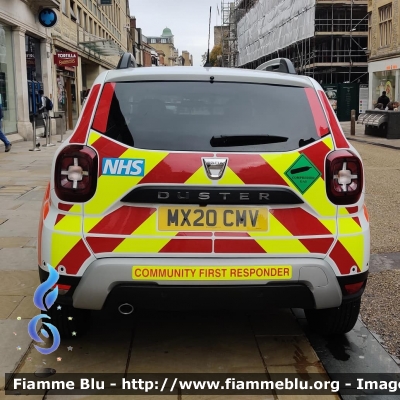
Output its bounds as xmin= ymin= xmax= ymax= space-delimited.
xmin=284 ymin=154 xmax=321 ymax=194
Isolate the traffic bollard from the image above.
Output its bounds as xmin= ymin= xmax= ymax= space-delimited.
xmin=29 ymin=115 xmax=40 ymax=151
xmin=42 ymin=114 xmax=55 ymax=148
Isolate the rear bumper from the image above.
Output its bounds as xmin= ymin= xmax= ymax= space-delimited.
xmin=39 ymin=257 xmax=367 ymax=311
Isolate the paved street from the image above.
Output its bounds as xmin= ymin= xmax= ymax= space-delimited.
xmin=1 ymin=128 xmax=400 ymax=399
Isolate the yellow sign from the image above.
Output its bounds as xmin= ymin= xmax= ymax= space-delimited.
xmin=158 ymin=206 xmax=268 ymax=231
xmin=132 ymin=266 xmax=292 ymax=280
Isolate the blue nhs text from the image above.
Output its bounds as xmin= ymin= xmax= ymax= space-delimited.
xmin=102 ymin=158 xmax=145 ymax=176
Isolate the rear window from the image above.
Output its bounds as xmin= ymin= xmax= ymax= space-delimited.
xmin=92 ymin=81 xmax=328 ymax=152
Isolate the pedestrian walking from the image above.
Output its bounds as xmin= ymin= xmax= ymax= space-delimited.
xmin=377 ymin=91 xmax=390 ymax=109
xmin=0 ymin=103 xmax=11 ymax=152
xmin=37 ymin=90 xmax=53 ymax=138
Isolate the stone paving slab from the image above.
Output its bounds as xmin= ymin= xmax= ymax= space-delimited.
xmin=0 ymin=296 xmax=23 ymax=319
xmin=0 ymin=237 xmax=34 ymax=249
xmin=0 ymin=271 xmax=38 ymax=296
xmin=8 ymin=297 xmax=37 ymax=320
xmin=0 ymin=248 xmax=37 ymax=270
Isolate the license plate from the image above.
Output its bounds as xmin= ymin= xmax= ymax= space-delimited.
xmin=158 ymin=206 xmax=268 ymax=231
xmin=132 ymin=266 xmax=292 ymax=280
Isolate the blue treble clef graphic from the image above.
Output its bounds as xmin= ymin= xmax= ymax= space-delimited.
xmin=28 ymin=265 xmax=61 ymax=354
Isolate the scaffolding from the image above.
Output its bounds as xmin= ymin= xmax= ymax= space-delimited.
xmin=221 ymin=0 xmax=368 ymax=84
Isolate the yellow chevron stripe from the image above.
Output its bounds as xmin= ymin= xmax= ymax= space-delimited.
xmin=338 ymin=217 xmax=363 ymax=234
xmin=50 ymin=233 xmax=81 ymax=267
xmin=54 ymin=215 xmax=82 ymax=233
xmin=83 ymin=217 xmax=103 ymax=233
xmin=249 ymin=213 xmax=294 ymax=237
xmin=134 ymin=212 xmax=179 ymax=237
xmin=88 ymin=131 xmax=102 ymax=146
xmin=70 ymin=205 xmax=82 ymax=213
xmin=185 ymin=166 xmax=212 ymax=185
xmin=218 ymin=166 xmax=244 ymax=185
xmin=322 ymin=135 xmax=334 ymax=150
xmin=339 ymin=207 xmax=350 ymax=216
xmin=339 ymin=235 xmax=364 ymax=271
xmin=113 ymin=238 xmax=173 ymax=253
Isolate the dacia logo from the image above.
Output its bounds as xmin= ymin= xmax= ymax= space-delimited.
xmin=102 ymin=158 xmax=145 ymax=176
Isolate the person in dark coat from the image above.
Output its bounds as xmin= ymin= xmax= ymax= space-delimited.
xmin=377 ymin=91 xmax=390 ymax=109
xmin=0 ymin=104 xmax=11 ymax=152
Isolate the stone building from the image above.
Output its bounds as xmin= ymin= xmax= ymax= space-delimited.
xmin=0 ymin=0 xmax=59 ymax=140
xmin=367 ymin=0 xmax=400 ymax=106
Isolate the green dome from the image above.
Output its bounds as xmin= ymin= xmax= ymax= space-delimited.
xmin=161 ymin=27 xmax=173 ymax=37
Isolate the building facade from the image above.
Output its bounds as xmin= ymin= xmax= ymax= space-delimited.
xmin=228 ymin=0 xmax=368 ymax=84
xmin=367 ymin=0 xmax=400 ymax=107
xmin=53 ymin=0 xmax=130 ymax=129
xmin=0 ymin=0 xmax=59 ymax=140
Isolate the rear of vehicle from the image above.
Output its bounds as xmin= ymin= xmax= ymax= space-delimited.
xmin=38 ymin=66 xmax=369 ymax=336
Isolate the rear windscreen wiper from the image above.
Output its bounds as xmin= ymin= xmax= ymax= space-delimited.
xmin=210 ymin=135 xmax=288 ymax=147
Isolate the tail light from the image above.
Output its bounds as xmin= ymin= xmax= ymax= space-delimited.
xmin=55 ymin=145 xmax=98 ymax=202
xmin=344 ymin=281 xmax=365 ymax=295
xmin=326 ymin=150 xmax=363 ymax=205
xmin=52 ymin=284 xmax=71 ymax=296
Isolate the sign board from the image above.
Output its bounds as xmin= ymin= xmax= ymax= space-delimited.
xmin=359 ymin=84 xmax=368 ymax=113
xmin=54 ymin=52 xmax=78 ymax=67
xmin=26 ymin=52 xmax=35 ymax=66
xmin=98 ymin=0 xmax=112 ymax=5
xmin=38 ymin=8 xmax=58 ymax=28
xmin=322 ymin=85 xmax=338 ymax=114
xmin=386 ymin=64 xmax=399 ymax=70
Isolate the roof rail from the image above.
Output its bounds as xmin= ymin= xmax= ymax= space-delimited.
xmin=116 ymin=52 xmax=137 ymax=69
xmin=256 ymin=58 xmax=296 ymax=75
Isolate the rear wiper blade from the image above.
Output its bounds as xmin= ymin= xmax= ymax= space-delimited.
xmin=210 ymin=135 xmax=288 ymax=147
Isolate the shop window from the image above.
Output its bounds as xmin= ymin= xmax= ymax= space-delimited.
xmin=61 ymin=0 xmax=67 ymax=14
xmin=70 ymin=1 xmax=77 ymax=22
xmin=368 ymin=12 xmax=371 ymax=49
xmin=379 ymin=3 xmax=392 ymax=47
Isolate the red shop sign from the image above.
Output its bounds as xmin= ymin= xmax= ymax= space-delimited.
xmin=54 ymin=52 xmax=78 ymax=67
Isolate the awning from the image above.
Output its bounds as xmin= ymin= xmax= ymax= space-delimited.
xmin=78 ymin=40 xmax=124 ymax=56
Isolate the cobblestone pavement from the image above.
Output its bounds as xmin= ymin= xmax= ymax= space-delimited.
xmin=1 ymin=127 xmax=400 ymax=398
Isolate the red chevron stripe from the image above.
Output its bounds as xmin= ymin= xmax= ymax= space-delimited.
xmin=69 ymin=84 xmax=100 ymax=144
xmin=346 ymin=206 xmax=358 ymax=214
xmin=56 ymin=239 xmax=92 ymax=275
xmin=159 ymin=239 xmax=212 ymax=253
xmin=272 ymin=208 xmax=332 ymax=236
xmin=329 ymin=240 xmax=360 ymax=274
xmin=304 ymin=88 xmax=330 ymax=137
xmin=353 ymin=216 xmax=361 ymax=227
xmin=214 ymin=239 xmax=266 ymax=253
xmin=319 ymin=90 xmax=349 ymax=149
xmin=55 ymin=214 xmax=65 ymax=226
xmin=138 ymin=153 xmax=212 ymax=184
xmin=216 ymin=153 xmax=288 ymax=186
xmin=299 ymin=140 xmax=331 ymax=180
xmin=91 ymin=136 xmax=129 ymax=177
xmin=299 ymin=238 xmax=334 ymax=254
xmin=89 ymin=206 xmax=156 ymax=235
xmin=86 ymin=237 xmax=125 ymax=254
xmin=58 ymin=203 xmax=74 ymax=212
xmin=92 ymin=82 xmax=115 ymax=132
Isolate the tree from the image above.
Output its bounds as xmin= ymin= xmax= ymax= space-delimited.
xmin=201 ymin=51 xmax=208 ymax=65
xmin=210 ymin=45 xmax=222 ymax=67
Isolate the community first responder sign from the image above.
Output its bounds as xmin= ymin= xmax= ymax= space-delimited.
xmin=132 ymin=266 xmax=292 ymax=281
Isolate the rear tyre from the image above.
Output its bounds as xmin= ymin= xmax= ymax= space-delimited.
xmin=304 ymin=298 xmax=360 ymax=335
xmin=46 ymin=303 xmax=91 ymax=338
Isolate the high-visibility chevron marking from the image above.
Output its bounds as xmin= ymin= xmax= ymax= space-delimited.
xmin=329 ymin=240 xmax=360 ymax=274
xmin=88 ymin=206 xmax=156 ymax=235
xmin=214 ymin=239 xmax=266 ymax=253
xmin=217 ymin=153 xmax=287 ymax=185
xmin=134 ymin=212 xmax=179 ymax=238
xmin=50 ymin=233 xmax=82 ymax=269
xmin=54 ymin=215 xmax=81 ymax=233
xmin=160 ymin=239 xmax=212 ymax=253
xmin=249 ymin=213 xmax=296 ymax=237
xmin=272 ymin=208 xmax=334 ymax=236
xmin=217 ymin=166 xmax=244 ymax=185
xmin=138 ymin=153 xmax=212 ymax=184
xmin=113 ymin=238 xmax=173 ymax=253
xmin=299 ymin=238 xmax=334 ymax=254
xmin=86 ymin=237 xmax=125 ymax=254
xmin=339 ymin=235 xmax=364 ymax=271
xmin=254 ymin=238 xmax=309 ymax=254
xmin=88 ymin=131 xmax=102 ymax=146
xmin=338 ymin=217 xmax=363 ymax=234
xmin=185 ymin=166 xmax=212 ymax=185
xmin=92 ymin=82 xmax=115 ymax=133
xmin=299 ymin=139 xmax=332 ymax=180
xmin=84 ymin=217 xmax=103 ymax=233
xmin=55 ymin=239 xmax=91 ymax=275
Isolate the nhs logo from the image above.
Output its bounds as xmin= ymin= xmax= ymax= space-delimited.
xmin=102 ymin=158 xmax=145 ymax=177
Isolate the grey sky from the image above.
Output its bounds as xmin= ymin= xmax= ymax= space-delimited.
xmin=129 ymin=0 xmax=221 ymax=66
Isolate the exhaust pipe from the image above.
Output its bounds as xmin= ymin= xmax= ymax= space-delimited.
xmin=118 ymin=303 xmax=134 ymax=315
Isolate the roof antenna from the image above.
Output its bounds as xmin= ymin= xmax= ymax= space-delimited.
xmin=204 ymin=6 xmax=212 ymax=67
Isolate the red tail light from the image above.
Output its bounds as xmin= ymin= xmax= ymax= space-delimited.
xmin=326 ymin=150 xmax=363 ymax=205
xmin=344 ymin=281 xmax=364 ymax=295
xmin=55 ymin=145 xmax=98 ymax=202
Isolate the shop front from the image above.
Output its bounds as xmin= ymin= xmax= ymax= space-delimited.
xmin=0 ymin=23 xmax=17 ymax=135
xmin=54 ymin=50 xmax=78 ymax=130
xmin=368 ymin=57 xmax=400 ymax=108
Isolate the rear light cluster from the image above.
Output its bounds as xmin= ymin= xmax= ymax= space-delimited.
xmin=55 ymin=145 xmax=98 ymax=202
xmin=52 ymin=284 xmax=72 ymax=296
xmin=326 ymin=150 xmax=363 ymax=205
